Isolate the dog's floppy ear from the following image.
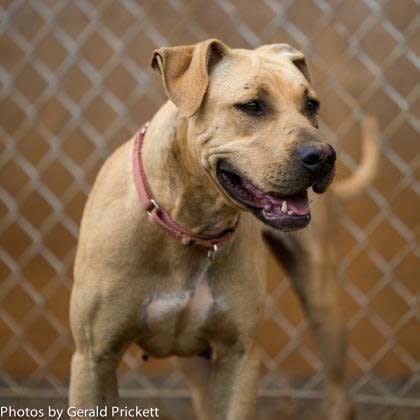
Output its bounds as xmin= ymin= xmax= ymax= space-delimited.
xmin=151 ymin=39 xmax=229 ymax=117
xmin=257 ymin=43 xmax=312 ymax=83
xmin=288 ymin=50 xmax=312 ymax=83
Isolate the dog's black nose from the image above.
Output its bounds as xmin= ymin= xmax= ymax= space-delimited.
xmin=298 ymin=144 xmax=336 ymax=175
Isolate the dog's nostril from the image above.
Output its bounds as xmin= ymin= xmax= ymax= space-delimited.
xmin=298 ymin=144 xmax=336 ymax=174
xmin=302 ymin=150 xmax=322 ymax=165
xmin=298 ymin=145 xmax=323 ymax=171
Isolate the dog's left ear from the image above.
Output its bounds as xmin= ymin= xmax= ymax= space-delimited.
xmin=151 ymin=39 xmax=229 ymax=117
xmin=257 ymin=43 xmax=312 ymax=83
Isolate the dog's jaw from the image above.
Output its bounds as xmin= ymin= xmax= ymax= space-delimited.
xmin=216 ymin=160 xmax=312 ymax=231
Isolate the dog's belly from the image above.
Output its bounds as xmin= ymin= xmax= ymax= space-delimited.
xmin=137 ymin=279 xmax=222 ymax=358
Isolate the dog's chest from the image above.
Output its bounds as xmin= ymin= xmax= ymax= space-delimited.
xmin=137 ymin=278 xmax=227 ymax=357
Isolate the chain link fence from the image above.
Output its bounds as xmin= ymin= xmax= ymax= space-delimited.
xmin=0 ymin=0 xmax=419 ymax=411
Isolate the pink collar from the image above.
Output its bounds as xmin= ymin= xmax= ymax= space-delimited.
xmin=132 ymin=122 xmax=239 ymax=259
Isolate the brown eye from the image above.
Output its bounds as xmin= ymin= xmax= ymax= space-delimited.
xmin=235 ymin=99 xmax=264 ymax=115
xmin=306 ymin=98 xmax=319 ymax=116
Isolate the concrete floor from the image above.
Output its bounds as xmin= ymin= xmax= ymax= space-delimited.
xmin=1 ymin=397 xmax=419 ymax=420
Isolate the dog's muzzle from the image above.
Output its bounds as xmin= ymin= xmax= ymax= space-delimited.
xmin=297 ymin=143 xmax=336 ymax=193
xmin=216 ymin=160 xmax=311 ymax=232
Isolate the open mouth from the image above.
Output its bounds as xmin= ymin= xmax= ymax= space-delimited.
xmin=217 ymin=161 xmax=311 ymax=231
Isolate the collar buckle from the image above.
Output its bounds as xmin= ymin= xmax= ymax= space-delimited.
xmin=146 ymin=198 xmax=160 ymax=217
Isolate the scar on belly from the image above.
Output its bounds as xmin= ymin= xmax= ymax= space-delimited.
xmin=147 ymin=293 xmax=188 ymax=325
xmin=189 ymin=279 xmax=214 ymax=323
xmin=146 ymin=279 xmax=214 ymax=328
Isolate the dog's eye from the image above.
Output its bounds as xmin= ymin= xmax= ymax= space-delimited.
xmin=306 ymin=98 xmax=320 ymax=116
xmin=235 ymin=100 xmax=264 ymax=115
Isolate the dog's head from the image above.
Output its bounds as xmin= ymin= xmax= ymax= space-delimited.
xmin=151 ymin=39 xmax=335 ymax=231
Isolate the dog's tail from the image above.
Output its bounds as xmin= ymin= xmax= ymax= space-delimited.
xmin=332 ymin=116 xmax=380 ymax=201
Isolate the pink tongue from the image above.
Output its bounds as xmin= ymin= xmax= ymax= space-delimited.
xmin=285 ymin=193 xmax=309 ymax=215
xmin=242 ymin=180 xmax=309 ymax=215
xmin=266 ymin=191 xmax=309 ymax=215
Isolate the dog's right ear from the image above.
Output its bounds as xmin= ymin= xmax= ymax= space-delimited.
xmin=257 ymin=43 xmax=312 ymax=83
xmin=151 ymin=39 xmax=229 ymax=117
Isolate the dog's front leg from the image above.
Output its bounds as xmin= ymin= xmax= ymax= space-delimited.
xmin=178 ymin=344 xmax=259 ymax=420
xmin=206 ymin=344 xmax=260 ymax=420
xmin=176 ymin=356 xmax=211 ymax=420
xmin=69 ymin=349 xmax=120 ymax=414
xmin=68 ymin=279 xmax=133 ymax=419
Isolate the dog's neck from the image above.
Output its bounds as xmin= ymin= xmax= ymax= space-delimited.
xmin=142 ymin=102 xmax=239 ymax=237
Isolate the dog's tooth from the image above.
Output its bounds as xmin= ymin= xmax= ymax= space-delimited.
xmin=281 ymin=201 xmax=288 ymax=213
xmin=287 ymin=210 xmax=293 ymax=215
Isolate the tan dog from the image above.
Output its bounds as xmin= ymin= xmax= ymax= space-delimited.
xmin=69 ymin=39 xmax=378 ymax=419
